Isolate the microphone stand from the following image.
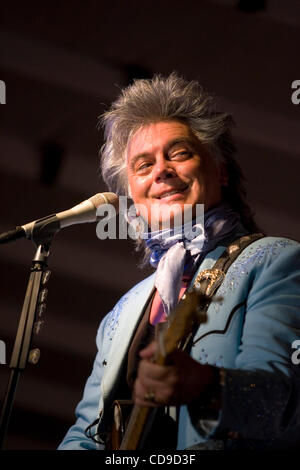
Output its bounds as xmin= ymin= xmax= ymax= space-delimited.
xmin=0 ymin=221 xmax=59 ymax=449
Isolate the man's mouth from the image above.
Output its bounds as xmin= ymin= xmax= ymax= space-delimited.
xmin=155 ymin=185 xmax=189 ymax=199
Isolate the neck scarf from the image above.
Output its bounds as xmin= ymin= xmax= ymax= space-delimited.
xmin=145 ymin=204 xmax=241 ymax=316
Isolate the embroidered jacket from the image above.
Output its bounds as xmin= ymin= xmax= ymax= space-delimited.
xmin=58 ymin=236 xmax=300 ymax=450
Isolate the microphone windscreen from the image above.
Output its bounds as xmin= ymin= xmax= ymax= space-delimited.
xmin=89 ymin=193 xmax=119 ymax=214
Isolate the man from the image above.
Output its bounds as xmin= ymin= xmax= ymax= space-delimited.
xmin=58 ymin=73 xmax=300 ymax=450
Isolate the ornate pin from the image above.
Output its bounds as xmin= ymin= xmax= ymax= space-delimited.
xmin=193 ymin=268 xmax=225 ymax=296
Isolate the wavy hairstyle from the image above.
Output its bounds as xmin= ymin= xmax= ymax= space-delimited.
xmin=99 ymin=72 xmax=259 ymax=233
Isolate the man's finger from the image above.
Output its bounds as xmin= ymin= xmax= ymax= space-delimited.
xmin=139 ymin=340 xmax=157 ymax=359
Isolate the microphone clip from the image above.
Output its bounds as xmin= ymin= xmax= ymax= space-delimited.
xmin=26 ymin=214 xmax=60 ymax=246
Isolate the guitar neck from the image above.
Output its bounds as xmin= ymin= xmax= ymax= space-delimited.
xmin=119 ymin=341 xmax=169 ymax=450
xmin=119 ymin=290 xmax=207 ymax=450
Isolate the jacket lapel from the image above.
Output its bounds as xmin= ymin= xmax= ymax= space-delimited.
xmin=103 ymin=245 xmax=227 ymax=397
xmin=102 ymin=274 xmax=155 ymax=400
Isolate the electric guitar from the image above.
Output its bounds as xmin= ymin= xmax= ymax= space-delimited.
xmin=106 ymin=285 xmax=211 ymax=450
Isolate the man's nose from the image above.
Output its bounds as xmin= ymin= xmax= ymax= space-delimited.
xmin=153 ymin=157 xmax=176 ymax=182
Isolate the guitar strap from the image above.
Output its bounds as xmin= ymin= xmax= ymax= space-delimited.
xmin=125 ymin=232 xmax=265 ymax=445
xmin=174 ymin=232 xmax=265 ymax=355
xmin=125 ymin=234 xmax=265 ymax=387
xmin=191 ymin=232 xmax=265 ymax=309
xmin=166 ymin=232 xmax=266 ymax=447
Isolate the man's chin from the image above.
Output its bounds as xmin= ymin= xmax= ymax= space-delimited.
xmin=137 ymin=201 xmax=204 ymax=233
xmin=149 ymin=206 xmax=201 ymax=232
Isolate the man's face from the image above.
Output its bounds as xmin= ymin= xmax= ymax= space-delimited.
xmin=126 ymin=121 xmax=225 ymax=229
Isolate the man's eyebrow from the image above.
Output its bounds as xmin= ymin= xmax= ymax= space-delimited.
xmin=128 ymin=152 xmax=150 ymax=170
xmin=165 ymin=137 xmax=196 ymax=152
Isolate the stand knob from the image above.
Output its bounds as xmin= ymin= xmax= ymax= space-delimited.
xmin=37 ymin=303 xmax=46 ymax=318
xmin=28 ymin=348 xmax=40 ymax=365
xmin=39 ymin=288 xmax=48 ymax=303
xmin=34 ymin=320 xmax=44 ymax=335
xmin=42 ymin=270 xmax=51 ymax=285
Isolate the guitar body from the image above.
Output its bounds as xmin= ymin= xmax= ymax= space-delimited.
xmin=106 ymin=400 xmax=160 ymax=450
xmin=105 ymin=400 xmax=133 ymax=450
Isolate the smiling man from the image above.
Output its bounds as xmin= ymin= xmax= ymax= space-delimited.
xmin=59 ymin=73 xmax=300 ymax=451
xmin=126 ymin=120 xmax=226 ymax=230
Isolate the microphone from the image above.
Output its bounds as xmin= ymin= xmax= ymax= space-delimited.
xmin=0 ymin=192 xmax=119 ymax=244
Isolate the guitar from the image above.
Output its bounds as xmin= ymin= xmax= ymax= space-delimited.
xmin=107 ymin=285 xmax=211 ymax=450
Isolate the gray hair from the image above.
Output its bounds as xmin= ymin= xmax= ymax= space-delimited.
xmin=99 ymin=72 xmax=259 ymax=233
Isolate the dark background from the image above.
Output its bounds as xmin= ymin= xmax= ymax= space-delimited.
xmin=0 ymin=0 xmax=299 ymax=450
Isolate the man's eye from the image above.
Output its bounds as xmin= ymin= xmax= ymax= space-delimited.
xmin=171 ymin=151 xmax=192 ymax=159
xmin=136 ymin=162 xmax=152 ymax=173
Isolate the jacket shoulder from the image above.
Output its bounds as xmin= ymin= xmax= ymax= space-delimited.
xmin=103 ymin=272 xmax=155 ymax=342
xmin=237 ymin=235 xmax=300 ymax=266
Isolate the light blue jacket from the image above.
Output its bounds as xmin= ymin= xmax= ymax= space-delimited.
xmin=58 ymin=236 xmax=300 ymax=450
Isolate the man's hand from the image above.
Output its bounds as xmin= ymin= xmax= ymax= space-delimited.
xmin=133 ymin=341 xmax=217 ymax=407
